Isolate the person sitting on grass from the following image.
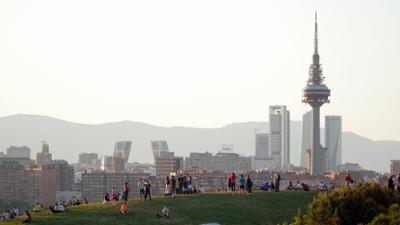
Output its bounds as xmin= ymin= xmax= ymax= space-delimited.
xmin=73 ymin=199 xmax=81 ymax=206
xmin=33 ymin=203 xmax=43 ymax=212
xmin=12 ymin=207 xmax=20 ymax=218
xmin=21 ymin=210 xmax=32 ymax=224
xmin=0 ymin=209 xmax=10 ymax=221
xmin=301 ymin=183 xmax=310 ymax=192
xmin=260 ymin=181 xmax=269 ymax=191
xmin=157 ymin=206 xmax=170 ymax=219
xmin=287 ymin=181 xmax=294 ymax=191
xmin=103 ymin=193 xmax=111 ymax=204
xmin=295 ymin=181 xmax=302 ymax=190
xmin=319 ymin=181 xmax=328 ymax=192
xmin=120 ymin=201 xmax=128 ymax=215
xmin=49 ymin=202 xmax=64 ymax=213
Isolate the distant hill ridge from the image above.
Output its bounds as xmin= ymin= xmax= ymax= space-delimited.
xmin=0 ymin=114 xmax=399 ymax=172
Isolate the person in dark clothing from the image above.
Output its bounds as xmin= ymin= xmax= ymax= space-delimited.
xmin=178 ymin=175 xmax=183 ymax=194
xmin=171 ymin=175 xmax=176 ymax=197
xmin=183 ymin=175 xmax=188 ymax=193
xmin=345 ymin=173 xmax=352 ymax=187
xmin=274 ymin=174 xmax=281 ymax=192
xmin=389 ymin=175 xmax=395 ymax=194
xmin=144 ymin=180 xmax=152 ymax=201
xmin=73 ymin=199 xmax=81 ymax=206
xmin=246 ymin=175 xmax=253 ymax=195
xmin=397 ymin=174 xmax=400 ymax=196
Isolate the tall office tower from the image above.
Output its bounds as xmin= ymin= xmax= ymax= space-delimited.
xmin=113 ymin=141 xmax=132 ymax=163
xmin=6 ymin=146 xmax=31 ymax=158
xmin=255 ymin=133 xmax=269 ymax=159
xmin=300 ymin=111 xmax=312 ymax=168
xmin=151 ymin=140 xmax=170 ymax=161
xmin=100 ymin=156 xmax=113 ymax=172
xmin=302 ymin=13 xmax=331 ymax=175
xmin=325 ymin=116 xmax=342 ymax=171
xmin=112 ymin=156 xmax=125 ymax=173
xmin=269 ymin=105 xmax=290 ymax=168
xmin=36 ymin=141 xmax=52 ymax=166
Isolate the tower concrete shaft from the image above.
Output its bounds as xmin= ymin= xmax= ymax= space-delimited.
xmin=311 ymin=106 xmax=322 ymax=174
xmin=302 ymin=12 xmax=330 ymax=175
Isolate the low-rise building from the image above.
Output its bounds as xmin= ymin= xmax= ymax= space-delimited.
xmin=81 ymin=172 xmax=151 ymax=201
xmin=155 ymin=155 xmax=183 ymax=176
xmin=43 ymin=160 xmax=74 ymax=191
xmin=390 ymin=160 xmax=400 ymax=175
xmin=185 ymin=152 xmax=252 ymax=173
xmin=0 ymin=161 xmax=56 ymax=206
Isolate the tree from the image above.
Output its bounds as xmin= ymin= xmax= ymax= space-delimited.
xmin=286 ymin=182 xmax=398 ymax=225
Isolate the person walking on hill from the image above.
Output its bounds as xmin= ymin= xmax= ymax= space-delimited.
xmin=345 ymin=173 xmax=352 ymax=187
xmin=144 ymin=180 xmax=152 ymax=201
xmin=111 ymin=186 xmax=117 ymax=207
xmin=231 ymin=173 xmax=237 ymax=191
xmin=375 ymin=173 xmax=382 ymax=185
xmin=239 ymin=174 xmax=245 ymax=196
xmin=246 ymin=175 xmax=253 ymax=196
xmin=138 ymin=177 xmax=145 ymax=200
xmin=388 ymin=175 xmax=395 ymax=195
xmin=178 ymin=174 xmax=183 ymax=194
xmin=274 ymin=174 xmax=281 ymax=192
xmin=164 ymin=176 xmax=171 ymax=197
xmin=171 ymin=175 xmax=176 ymax=197
xmin=396 ymin=174 xmax=400 ymax=196
xmin=227 ymin=176 xmax=232 ymax=191
xmin=123 ymin=182 xmax=129 ymax=201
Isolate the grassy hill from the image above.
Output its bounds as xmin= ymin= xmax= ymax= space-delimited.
xmin=6 ymin=191 xmax=315 ymax=225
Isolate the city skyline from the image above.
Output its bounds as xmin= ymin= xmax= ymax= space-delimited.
xmin=0 ymin=1 xmax=399 ymax=141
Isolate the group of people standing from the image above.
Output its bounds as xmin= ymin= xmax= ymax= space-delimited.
xmin=137 ymin=177 xmax=152 ymax=201
xmin=227 ymin=173 xmax=254 ymax=196
xmin=387 ymin=174 xmax=400 ymax=195
xmin=164 ymin=174 xmax=195 ymax=198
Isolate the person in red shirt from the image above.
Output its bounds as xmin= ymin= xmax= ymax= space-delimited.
xmin=120 ymin=201 xmax=128 ymax=215
xmin=345 ymin=173 xmax=352 ymax=187
xmin=231 ymin=173 xmax=237 ymax=191
xmin=123 ymin=182 xmax=129 ymax=201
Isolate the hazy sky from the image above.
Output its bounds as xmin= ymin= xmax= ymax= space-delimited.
xmin=0 ymin=0 xmax=399 ymax=141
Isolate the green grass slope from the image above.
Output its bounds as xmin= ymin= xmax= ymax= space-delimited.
xmin=6 ymin=191 xmax=315 ymax=225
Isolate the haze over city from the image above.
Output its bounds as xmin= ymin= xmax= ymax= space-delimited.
xmin=1 ymin=1 xmax=400 ymax=225
xmin=1 ymin=0 xmax=399 ymax=142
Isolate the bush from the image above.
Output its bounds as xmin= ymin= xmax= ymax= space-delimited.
xmin=285 ymin=182 xmax=398 ymax=225
xmin=369 ymin=204 xmax=400 ymax=225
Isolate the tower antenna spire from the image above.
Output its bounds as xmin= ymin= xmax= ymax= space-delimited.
xmin=314 ymin=11 xmax=318 ymax=54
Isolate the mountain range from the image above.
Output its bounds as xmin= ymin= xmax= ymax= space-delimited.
xmin=0 ymin=114 xmax=399 ymax=172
